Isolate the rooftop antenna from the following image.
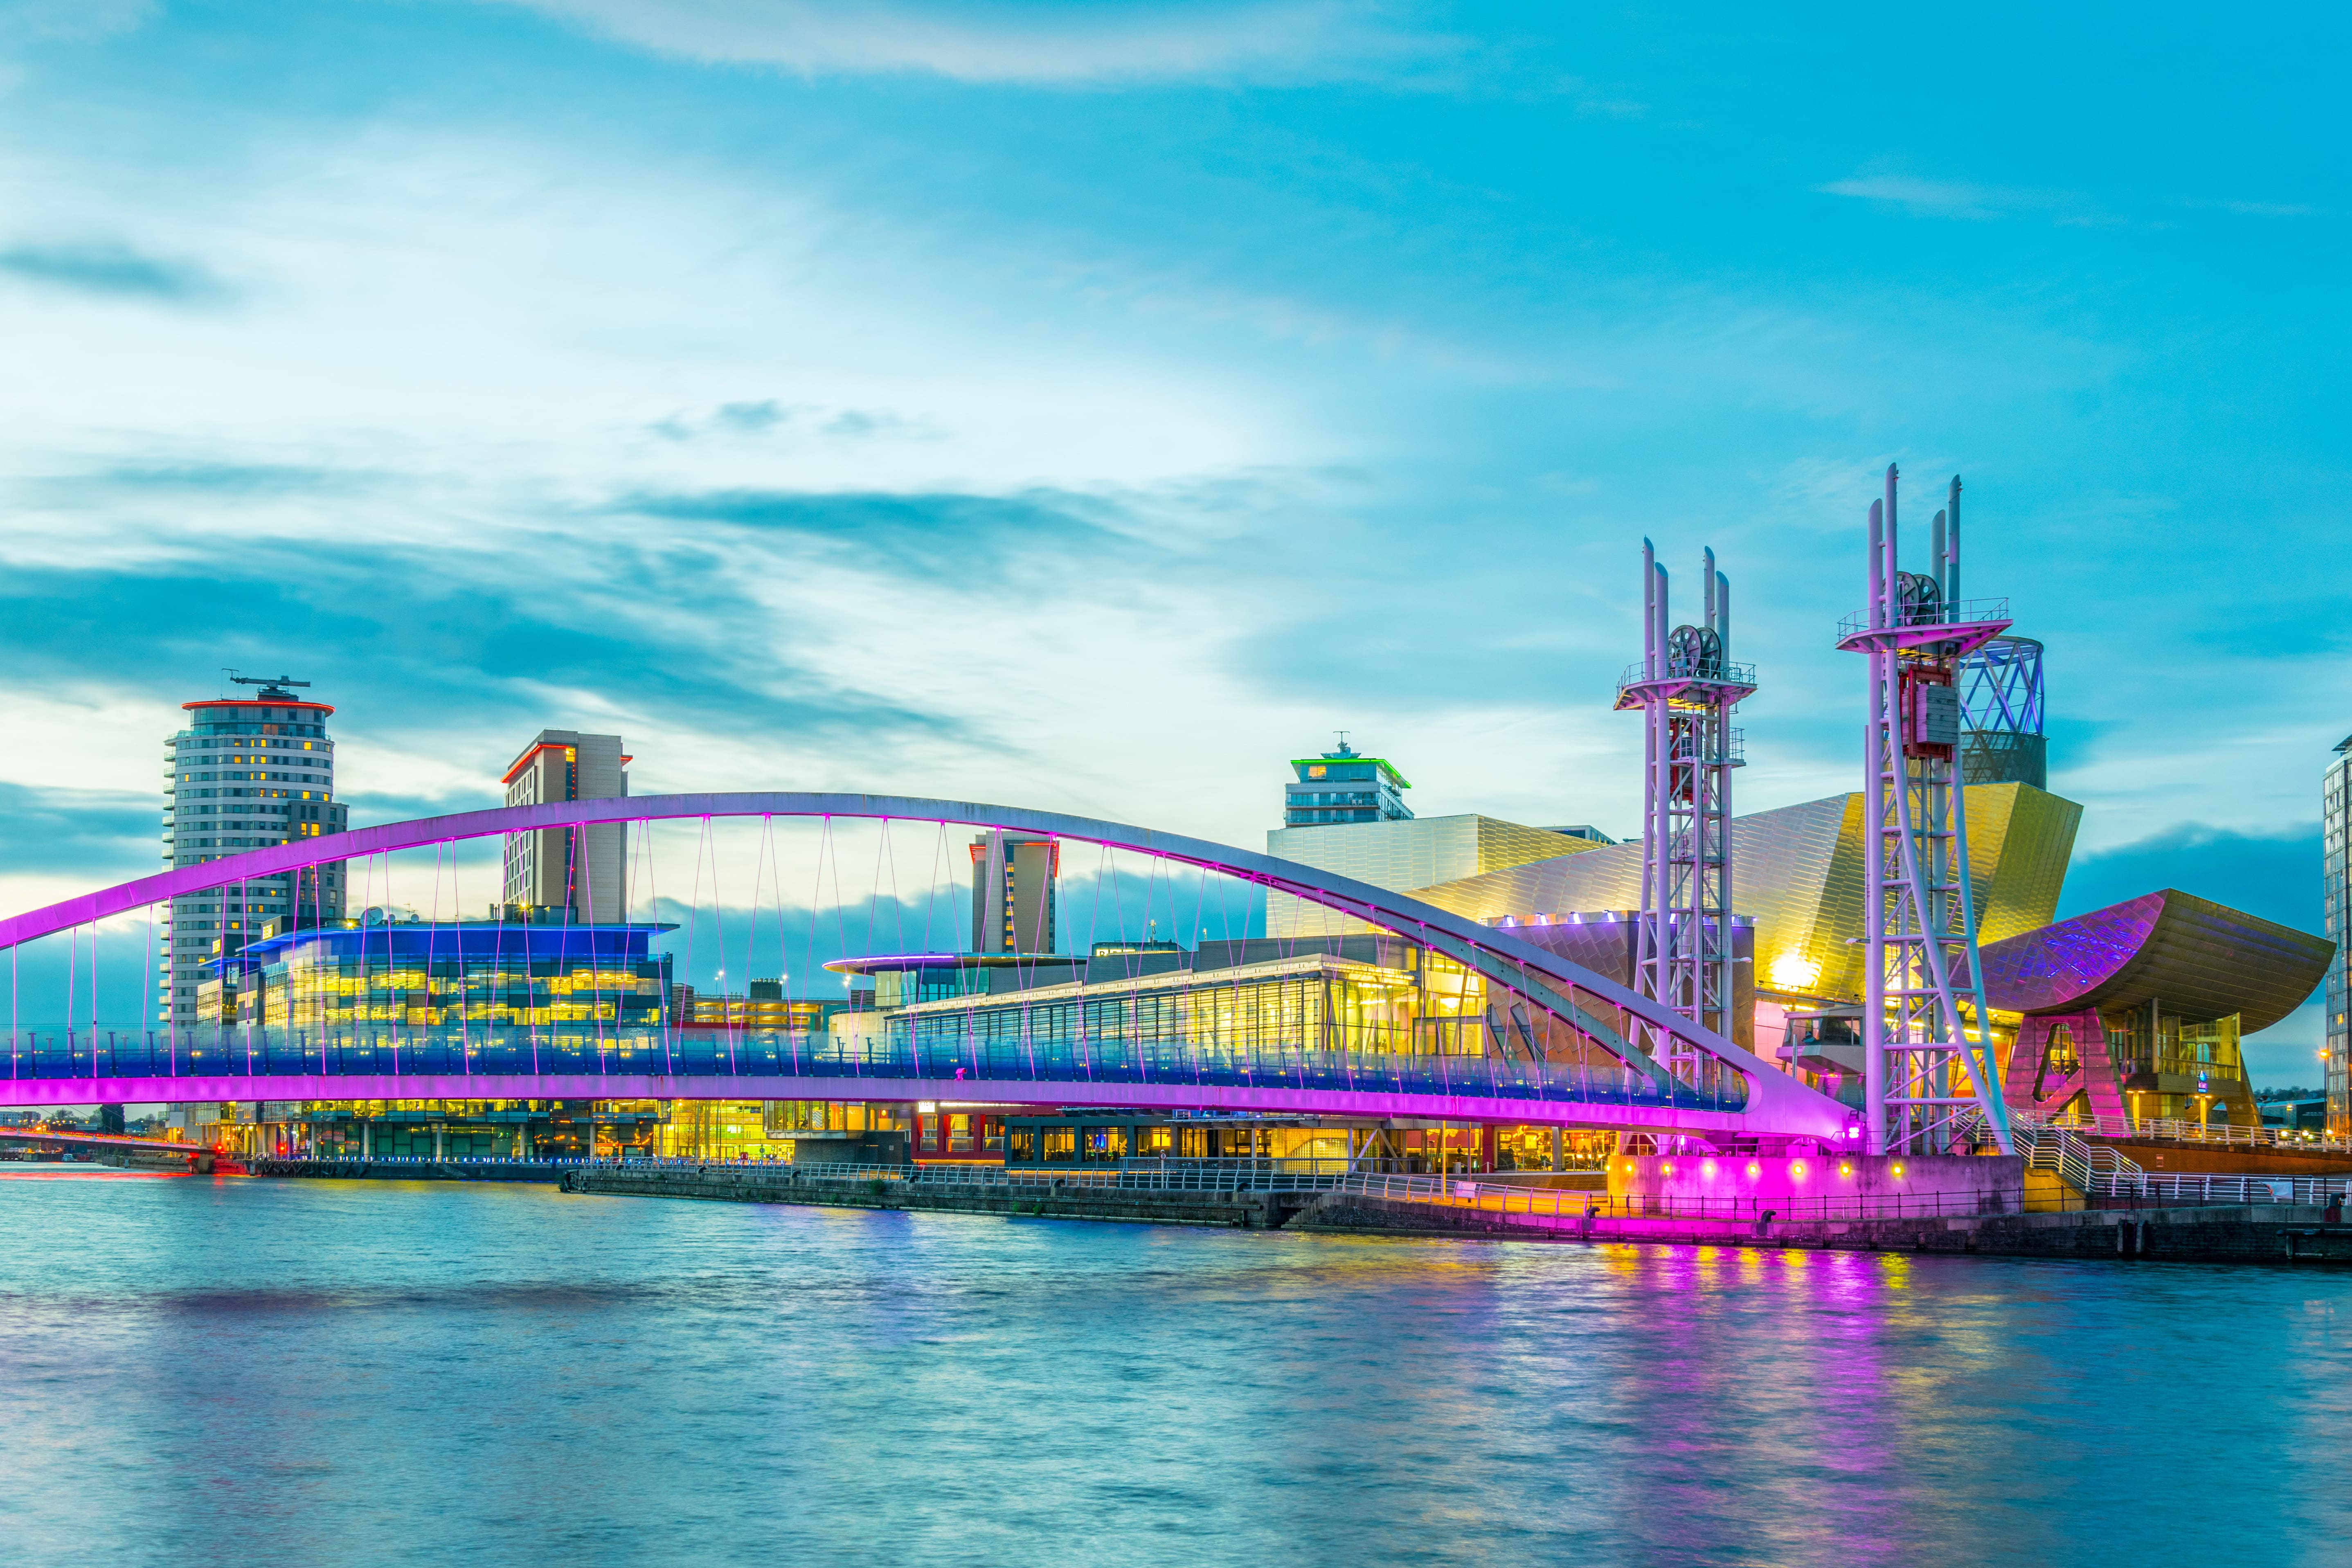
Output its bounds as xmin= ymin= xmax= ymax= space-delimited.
xmin=227 ymin=671 xmax=313 ymax=701
xmin=1328 ymin=730 xmax=1356 ymax=758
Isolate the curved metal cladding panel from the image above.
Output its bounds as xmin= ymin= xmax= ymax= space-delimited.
xmin=1408 ymin=784 xmax=2078 ymax=1006
xmin=1978 ymin=888 xmax=2334 ymax=1030
xmin=1968 ymin=782 xmax=2080 ymax=945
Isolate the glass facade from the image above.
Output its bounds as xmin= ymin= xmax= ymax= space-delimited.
xmin=673 ymin=986 xmax=835 ymax=1033
xmin=232 ymin=1100 xmax=667 ymax=1160
xmin=900 ymin=954 xmax=1510 ymax=1064
xmin=205 ymin=920 xmax=673 ymax=1031
xmin=2329 ymin=744 xmax=2351 ymax=1137
xmin=666 ymin=1100 xmax=796 ymax=1160
xmin=2111 ymin=1011 xmax=2255 ymax=1128
xmin=911 ymin=1107 xmax=1006 ymax=1159
xmin=885 ymin=947 xmax=1742 ymax=1111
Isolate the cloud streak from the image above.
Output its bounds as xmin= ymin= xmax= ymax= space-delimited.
xmin=486 ymin=0 xmax=1442 ymax=85
xmin=0 ymin=241 xmax=231 ymax=303
xmin=1814 ymin=174 xmax=2078 ymax=222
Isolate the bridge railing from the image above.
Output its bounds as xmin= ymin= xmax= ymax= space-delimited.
xmin=1330 ymin=1174 xmax=2352 ymax=1221
xmin=0 ymin=1025 xmax=1747 ymax=1112
xmin=597 ymin=1156 xmax=1390 ymax=1193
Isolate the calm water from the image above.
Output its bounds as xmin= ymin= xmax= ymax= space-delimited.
xmin=3 ymin=1172 xmax=2347 ymax=1566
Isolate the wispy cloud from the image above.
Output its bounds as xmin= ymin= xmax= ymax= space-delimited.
xmin=0 ymin=241 xmax=230 ymax=303
xmin=649 ymin=400 xmax=932 ymax=442
xmin=650 ymin=398 xmax=788 ymax=440
xmin=485 ymin=0 xmax=1444 ymax=85
xmin=0 ymin=0 xmax=155 ymax=47
xmin=1814 ymin=174 xmax=2074 ymax=222
xmin=0 ymin=780 xmax=155 ymax=877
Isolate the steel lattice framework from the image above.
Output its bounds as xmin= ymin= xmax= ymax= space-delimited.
xmin=1837 ymin=467 xmax=2016 ymax=1156
xmin=1617 ymin=543 xmax=1755 ymax=1080
xmin=1957 ymin=632 xmax=2048 ymax=788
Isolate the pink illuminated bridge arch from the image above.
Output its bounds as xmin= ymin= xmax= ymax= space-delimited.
xmin=0 ymin=792 xmax=1848 ymax=1138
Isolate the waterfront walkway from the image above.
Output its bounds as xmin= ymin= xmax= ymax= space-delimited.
xmin=542 ymin=1160 xmax=2352 ymax=1264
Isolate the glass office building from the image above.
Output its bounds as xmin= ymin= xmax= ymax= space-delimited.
xmin=829 ymin=938 xmax=1698 ymax=1173
xmin=1282 ymin=739 xmax=1413 ymax=827
xmin=200 ymin=914 xmax=673 ymax=1031
xmin=2325 ymin=736 xmax=2352 ymax=1135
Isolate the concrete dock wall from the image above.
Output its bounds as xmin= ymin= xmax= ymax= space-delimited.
xmin=253 ymin=1158 xmax=578 ymax=1183
xmin=562 ymin=1165 xmax=1312 ymax=1227
xmin=1296 ymin=1191 xmax=2352 ymax=1262
xmin=517 ymin=1164 xmax=2352 ymax=1265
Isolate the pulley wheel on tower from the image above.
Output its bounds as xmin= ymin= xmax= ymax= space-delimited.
xmin=1666 ymin=624 xmax=1723 ymax=679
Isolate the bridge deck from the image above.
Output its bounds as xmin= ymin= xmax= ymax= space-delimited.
xmin=1 ymin=1027 xmax=1749 ymax=1129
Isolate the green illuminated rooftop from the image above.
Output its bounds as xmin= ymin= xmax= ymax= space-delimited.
xmin=1290 ymin=756 xmax=1412 ymax=788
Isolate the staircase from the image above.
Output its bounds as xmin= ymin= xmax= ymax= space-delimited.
xmin=2012 ymin=1117 xmax=2143 ymax=1197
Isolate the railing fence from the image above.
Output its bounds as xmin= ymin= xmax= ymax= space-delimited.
xmin=0 ymin=1025 xmax=1745 ymax=1111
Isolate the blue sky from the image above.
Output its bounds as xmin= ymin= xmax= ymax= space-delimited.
xmin=1 ymin=2 xmax=2344 ymax=1081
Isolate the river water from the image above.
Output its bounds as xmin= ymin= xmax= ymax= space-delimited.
xmin=3 ymin=1171 xmax=2347 ymax=1566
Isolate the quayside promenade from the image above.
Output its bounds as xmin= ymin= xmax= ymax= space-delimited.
xmin=538 ymin=1158 xmax=2352 ymax=1264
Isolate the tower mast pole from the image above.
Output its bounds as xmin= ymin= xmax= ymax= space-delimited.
xmin=1620 ymin=539 xmax=1754 ymax=1099
xmin=1843 ymin=465 xmax=2015 ymax=1156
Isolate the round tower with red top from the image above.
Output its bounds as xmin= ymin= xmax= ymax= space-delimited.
xmin=161 ymin=674 xmax=347 ymax=1029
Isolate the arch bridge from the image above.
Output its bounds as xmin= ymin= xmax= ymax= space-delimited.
xmin=0 ymin=794 xmax=1851 ymax=1143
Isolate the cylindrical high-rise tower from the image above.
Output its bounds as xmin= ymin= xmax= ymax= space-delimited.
xmin=160 ymin=679 xmax=348 ymax=1028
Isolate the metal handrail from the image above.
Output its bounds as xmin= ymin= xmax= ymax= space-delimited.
xmin=2082 ymin=1172 xmax=2352 ymax=1206
xmin=2125 ymin=1116 xmax=2349 ymax=1152
xmin=0 ymin=1024 xmax=1750 ymax=1113
xmin=1836 ymin=597 xmax=2013 ymax=640
xmin=2012 ymin=1120 xmax=2143 ymax=1190
xmin=589 ymin=1156 xmax=1374 ymax=1194
xmin=1614 ymin=659 xmax=1760 ymax=690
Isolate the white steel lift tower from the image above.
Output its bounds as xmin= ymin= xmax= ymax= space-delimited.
xmin=1837 ymin=466 xmax=2016 ymax=1156
xmin=1617 ymin=543 xmax=1754 ymax=1084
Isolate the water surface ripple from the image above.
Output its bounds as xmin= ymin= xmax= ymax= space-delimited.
xmin=2 ymin=1175 xmax=2345 ymax=1565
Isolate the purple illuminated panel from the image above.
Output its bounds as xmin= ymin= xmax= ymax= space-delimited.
xmin=1979 ymin=888 xmax=2329 ymax=1030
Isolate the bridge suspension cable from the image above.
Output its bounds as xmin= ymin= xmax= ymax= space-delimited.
xmin=0 ymin=792 xmax=1849 ymax=1138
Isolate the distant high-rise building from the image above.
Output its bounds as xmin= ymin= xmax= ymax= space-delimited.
xmin=161 ymin=677 xmax=347 ymax=1026
xmin=970 ymin=831 xmax=1057 ymax=953
xmin=1283 ymin=739 xmax=1413 ymax=828
xmin=502 ymin=731 xmax=630 ymax=922
xmin=2325 ymin=736 xmax=2352 ymax=1136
